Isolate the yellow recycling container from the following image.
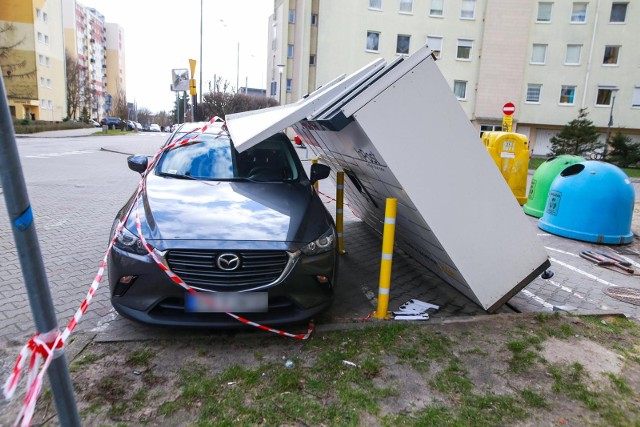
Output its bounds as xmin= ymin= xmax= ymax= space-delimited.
xmin=481 ymin=131 xmax=530 ymax=205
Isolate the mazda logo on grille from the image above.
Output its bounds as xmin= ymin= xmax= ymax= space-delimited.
xmin=217 ymin=253 xmax=240 ymax=271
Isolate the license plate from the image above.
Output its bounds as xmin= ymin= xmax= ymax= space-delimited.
xmin=185 ymin=292 xmax=268 ymax=313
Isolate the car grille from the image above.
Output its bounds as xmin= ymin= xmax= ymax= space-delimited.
xmin=165 ymin=249 xmax=289 ymax=291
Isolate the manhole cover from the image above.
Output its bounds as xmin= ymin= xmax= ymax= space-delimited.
xmin=604 ymin=287 xmax=640 ymax=306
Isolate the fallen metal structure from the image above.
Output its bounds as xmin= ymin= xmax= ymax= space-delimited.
xmin=226 ymin=46 xmax=550 ymax=312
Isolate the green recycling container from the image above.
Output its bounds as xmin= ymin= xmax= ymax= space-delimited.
xmin=523 ymin=155 xmax=585 ymax=218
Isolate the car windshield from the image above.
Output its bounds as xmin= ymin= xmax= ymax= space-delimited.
xmin=155 ymin=134 xmax=300 ymax=182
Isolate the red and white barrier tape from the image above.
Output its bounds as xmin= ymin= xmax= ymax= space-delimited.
xmin=4 ymin=116 xmax=313 ymax=426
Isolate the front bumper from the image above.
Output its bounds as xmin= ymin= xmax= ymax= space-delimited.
xmin=107 ymin=244 xmax=338 ymax=328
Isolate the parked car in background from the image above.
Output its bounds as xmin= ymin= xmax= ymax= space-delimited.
xmin=126 ymin=120 xmax=136 ymax=131
xmin=90 ymin=119 xmax=101 ymax=127
xmin=100 ymin=117 xmax=123 ymax=130
xmin=142 ymin=124 xmax=150 ymax=132
xmin=149 ymin=124 xmax=161 ymax=132
xmin=108 ymin=123 xmax=337 ymax=327
xmin=135 ymin=122 xmax=143 ymax=131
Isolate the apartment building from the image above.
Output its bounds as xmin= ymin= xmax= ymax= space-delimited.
xmin=268 ymin=0 xmax=640 ymax=153
xmin=1 ymin=0 xmax=66 ymax=121
xmin=61 ymin=0 xmax=125 ymax=119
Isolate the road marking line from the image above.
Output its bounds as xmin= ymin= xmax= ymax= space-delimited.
xmin=25 ymin=150 xmax=93 ymax=159
xmin=545 ymin=246 xmax=579 ymax=257
xmin=520 ymin=289 xmax=554 ymax=309
xmin=550 ymin=257 xmax=619 ymax=287
xmin=537 ymin=233 xmax=551 ymax=237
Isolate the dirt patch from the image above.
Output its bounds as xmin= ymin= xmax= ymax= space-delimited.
xmin=2 ymin=313 xmax=639 ymax=426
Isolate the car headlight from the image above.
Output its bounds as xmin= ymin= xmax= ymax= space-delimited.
xmin=301 ymin=228 xmax=335 ymax=256
xmin=113 ymin=226 xmax=149 ymax=255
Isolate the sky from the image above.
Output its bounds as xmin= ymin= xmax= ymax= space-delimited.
xmin=84 ymin=0 xmax=274 ymax=113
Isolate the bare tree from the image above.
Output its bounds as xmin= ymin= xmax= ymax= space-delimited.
xmin=201 ymin=77 xmax=278 ymax=120
xmin=112 ymin=90 xmax=128 ymax=120
xmin=0 ymin=23 xmax=37 ymax=101
xmin=65 ymin=51 xmax=82 ymax=119
xmin=137 ymin=107 xmax=153 ymax=125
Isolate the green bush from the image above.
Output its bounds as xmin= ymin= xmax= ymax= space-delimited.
xmin=12 ymin=118 xmax=90 ymax=134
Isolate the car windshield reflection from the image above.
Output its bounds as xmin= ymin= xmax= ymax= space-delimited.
xmin=156 ymin=134 xmax=299 ymax=182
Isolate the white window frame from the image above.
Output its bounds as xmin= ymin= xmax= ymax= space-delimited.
xmin=369 ymin=0 xmax=382 ymax=10
xmin=537 ymin=2 xmax=553 ymax=22
xmin=47 ymin=100 xmax=53 ymax=109
xmin=571 ymin=2 xmax=587 ymax=23
xmin=36 ymin=8 xmax=41 ymax=19
xmin=595 ymin=87 xmax=616 ymax=107
xmin=366 ymin=31 xmax=380 ymax=52
xmin=286 ymin=78 xmax=292 ymax=92
xmin=633 ymin=87 xmax=640 ymax=108
xmin=427 ymin=35 xmax=443 ymax=59
xmin=559 ymin=85 xmax=576 ymax=105
xmin=288 ymin=9 xmax=295 ymax=24
xmin=37 ymin=32 xmax=43 ymax=43
xmin=46 ymin=78 xmax=51 ymax=88
xmin=399 ymin=0 xmax=413 ymax=14
xmin=603 ymin=45 xmax=620 ymax=65
xmin=43 ymin=12 xmax=48 ymax=22
xmin=526 ymin=84 xmax=542 ymax=103
xmin=460 ymin=0 xmax=476 ymax=19
xmin=565 ymin=44 xmax=582 ymax=65
xmin=456 ymin=39 xmax=473 ymax=60
xmin=39 ymin=77 xmax=45 ymax=86
xmin=530 ymin=44 xmax=547 ymax=64
xmin=40 ymin=99 xmax=46 ymax=109
xmin=38 ymin=54 xmax=44 ymax=65
xmin=287 ymin=44 xmax=294 ymax=58
xmin=45 ymin=57 xmax=50 ymax=67
xmin=44 ymin=35 xmax=49 ymax=45
xmin=453 ymin=80 xmax=467 ymax=100
xmin=610 ymin=3 xmax=627 ymax=23
xmin=396 ymin=34 xmax=410 ymax=55
xmin=430 ymin=0 xmax=444 ymax=17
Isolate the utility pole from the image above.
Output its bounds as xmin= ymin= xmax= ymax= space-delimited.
xmin=0 ymin=74 xmax=81 ymax=427
xmin=189 ymin=59 xmax=198 ymax=121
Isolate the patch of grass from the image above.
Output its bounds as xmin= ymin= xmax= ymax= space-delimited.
xmin=70 ymin=353 xmax=104 ymax=372
xmin=158 ymin=400 xmax=182 ymax=417
xmin=549 ymin=363 xmax=599 ymax=410
xmin=91 ymin=129 xmax=138 ymax=136
xmin=127 ymin=347 xmax=155 ymax=367
xmin=460 ymin=347 xmax=489 ymax=356
xmin=430 ymin=359 xmax=473 ymax=395
xmin=607 ymin=373 xmax=632 ymax=395
xmin=96 ymin=377 xmax=126 ymax=403
xmin=520 ymin=388 xmax=550 ymax=409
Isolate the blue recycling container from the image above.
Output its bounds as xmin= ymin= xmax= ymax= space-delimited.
xmin=539 ymin=161 xmax=635 ymax=244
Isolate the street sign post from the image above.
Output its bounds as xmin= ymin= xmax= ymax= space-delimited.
xmin=502 ymin=102 xmax=515 ymax=131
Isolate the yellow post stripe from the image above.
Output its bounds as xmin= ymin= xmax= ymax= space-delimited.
xmin=374 ymin=198 xmax=397 ymax=319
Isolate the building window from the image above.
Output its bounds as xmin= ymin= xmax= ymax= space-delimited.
xmin=288 ymin=9 xmax=295 ymax=23
xmin=270 ymin=81 xmax=277 ymax=96
xmin=38 ymin=54 xmax=44 ymax=65
xmin=44 ymin=35 xmax=49 ymax=45
xmin=399 ymin=0 xmax=413 ymax=13
xmin=40 ymin=77 xmax=45 ymax=86
xmin=46 ymin=78 xmax=51 ymax=88
xmin=37 ymin=32 xmax=43 ymax=43
xmin=45 ymin=57 xmax=50 ymax=67
xmin=526 ymin=84 xmax=542 ymax=103
xmin=480 ymin=125 xmax=502 ymax=137
xmin=287 ymin=44 xmax=294 ymax=58
xmin=369 ymin=0 xmax=382 ymax=10
xmin=309 ymin=54 xmax=316 ymax=65
xmin=286 ymin=79 xmax=292 ymax=92
xmin=396 ymin=35 xmax=410 ymax=55
xmin=453 ymin=80 xmax=467 ymax=99
xmin=36 ymin=8 xmax=41 ymax=19
xmin=610 ymin=3 xmax=627 ymax=23
xmin=633 ymin=87 xmax=640 ymax=107
xmin=430 ymin=0 xmax=444 ymax=16
xmin=537 ymin=2 xmax=553 ymax=22
xmin=40 ymin=99 xmax=46 ymax=108
xmin=603 ymin=46 xmax=620 ymax=65
xmin=427 ymin=36 xmax=443 ymax=58
xmin=311 ymin=14 xmax=318 ymax=25
xmin=456 ymin=39 xmax=472 ymax=60
xmin=43 ymin=12 xmax=48 ymax=22
xmin=596 ymin=88 xmax=615 ymax=106
xmin=565 ymin=44 xmax=582 ymax=64
xmin=47 ymin=100 xmax=53 ymax=109
xmin=460 ymin=0 xmax=476 ymax=19
xmin=366 ymin=31 xmax=380 ymax=52
xmin=559 ymin=85 xmax=576 ymax=104
xmin=571 ymin=3 xmax=587 ymax=23
xmin=531 ymin=44 xmax=547 ymax=64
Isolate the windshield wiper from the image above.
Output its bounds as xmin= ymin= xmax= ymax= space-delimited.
xmin=157 ymin=171 xmax=199 ymax=180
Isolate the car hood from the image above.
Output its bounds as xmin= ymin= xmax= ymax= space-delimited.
xmin=125 ymin=174 xmax=332 ymax=247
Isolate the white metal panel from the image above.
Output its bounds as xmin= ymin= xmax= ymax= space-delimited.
xmin=226 ymin=59 xmax=386 ymax=152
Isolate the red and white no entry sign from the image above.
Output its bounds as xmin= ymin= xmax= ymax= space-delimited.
xmin=503 ymin=102 xmax=515 ymax=116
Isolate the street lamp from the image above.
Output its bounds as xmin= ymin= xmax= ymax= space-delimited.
xmin=276 ymin=64 xmax=285 ymax=105
xmin=603 ymin=88 xmax=619 ymax=161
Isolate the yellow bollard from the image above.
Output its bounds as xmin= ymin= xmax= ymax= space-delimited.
xmin=311 ymin=158 xmax=319 ymax=190
xmin=373 ymin=198 xmax=397 ymax=320
xmin=335 ymin=172 xmax=347 ymax=254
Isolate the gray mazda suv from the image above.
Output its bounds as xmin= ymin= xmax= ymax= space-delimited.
xmin=108 ymin=123 xmax=337 ymax=327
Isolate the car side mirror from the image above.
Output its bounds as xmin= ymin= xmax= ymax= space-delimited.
xmin=127 ymin=155 xmax=148 ymax=174
xmin=310 ymin=163 xmax=331 ymax=185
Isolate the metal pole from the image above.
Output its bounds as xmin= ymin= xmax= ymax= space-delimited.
xmin=199 ymin=0 xmax=203 ymax=106
xmin=236 ymin=42 xmax=240 ymax=93
xmin=373 ymin=198 xmax=397 ymax=320
xmin=183 ymin=91 xmax=187 ymax=123
xmin=0 ymin=76 xmax=80 ymax=426
xmin=279 ymin=72 xmax=283 ymax=104
xmin=336 ymin=172 xmax=347 ymax=254
xmin=175 ymin=91 xmax=179 ymax=125
xmin=603 ymin=94 xmax=616 ymax=160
